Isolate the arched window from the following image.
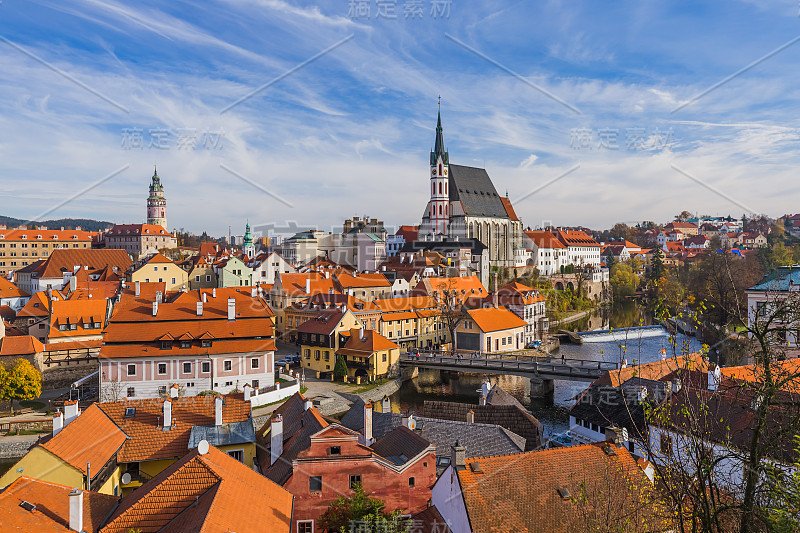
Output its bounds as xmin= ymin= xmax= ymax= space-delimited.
xmin=439 ymin=204 xmax=442 ymax=215
xmin=445 ymin=182 xmax=447 ymax=194
xmin=432 ymin=182 xmax=435 ymax=195
xmin=439 ymin=163 xmax=442 ymax=175
xmin=445 ymin=204 xmax=448 ymax=216
xmin=438 ymin=182 xmax=442 ymax=194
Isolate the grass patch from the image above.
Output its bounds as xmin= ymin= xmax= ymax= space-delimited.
xmin=300 ymin=386 xmax=308 ymax=394
xmin=19 ymin=401 xmax=45 ymax=410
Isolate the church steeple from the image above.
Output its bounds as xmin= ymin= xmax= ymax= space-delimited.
xmin=431 ymin=108 xmax=448 ymax=165
xmin=428 ymin=104 xmax=450 ymax=236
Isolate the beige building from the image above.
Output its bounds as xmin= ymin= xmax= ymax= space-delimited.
xmin=455 ymin=306 xmax=527 ymax=354
xmin=337 ymin=327 xmax=400 ymax=380
xmin=129 ymin=252 xmax=188 ymax=292
xmin=297 ymin=308 xmax=362 ymax=376
xmin=182 ymin=255 xmax=217 ymax=289
xmin=104 ymin=224 xmax=177 ymax=259
xmin=0 ymin=227 xmax=94 ymax=278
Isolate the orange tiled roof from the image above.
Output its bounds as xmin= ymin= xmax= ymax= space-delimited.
xmin=97 ymin=395 xmax=251 ymax=463
xmin=0 ymin=476 xmax=118 ymax=533
xmin=108 ymin=223 xmax=171 ymax=236
xmin=556 ymin=229 xmax=600 ymax=247
xmin=500 ymin=197 xmax=519 ymax=221
xmin=36 ymin=249 xmax=131 ymax=279
xmin=142 ymin=252 xmax=174 ymax=264
xmin=41 ymin=404 xmax=127 ymax=475
xmin=16 ymin=292 xmax=52 ymax=318
xmin=102 ymin=445 xmax=293 ymax=533
xmin=525 ymin=230 xmax=566 ymax=249
xmin=335 ymin=272 xmax=391 ymax=289
xmin=277 ymin=273 xmax=337 ymax=297
xmin=374 ymin=296 xmax=437 ymax=312
xmin=0 ymin=278 xmax=29 ymax=299
xmin=598 ymin=353 xmax=709 ymax=388
xmin=338 ymin=329 xmax=399 ymax=356
xmin=0 ymin=228 xmax=94 ymax=241
xmin=421 ymin=276 xmax=487 ymax=298
xmin=456 ymin=443 xmax=664 ymax=532
xmin=0 ymin=335 xmax=45 ymax=356
xmin=48 ymin=298 xmax=108 ymax=340
xmin=466 ymin=306 xmax=527 ymax=333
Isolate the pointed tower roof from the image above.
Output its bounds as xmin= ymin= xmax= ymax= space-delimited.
xmin=149 ymin=166 xmax=163 ymax=194
xmin=430 ymin=109 xmax=449 ymax=165
xmin=243 ymin=221 xmax=253 ymax=246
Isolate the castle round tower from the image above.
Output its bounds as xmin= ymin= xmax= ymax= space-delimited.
xmin=147 ymin=167 xmax=167 ymax=229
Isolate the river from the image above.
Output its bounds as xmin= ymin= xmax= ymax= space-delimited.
xmin=391 ymin=301 xmax=702 ymax=439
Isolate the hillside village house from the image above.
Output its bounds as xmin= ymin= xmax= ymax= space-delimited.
xmin=0 ymin=227 xmax=95 ymax=278
xmin=455 ymin=306 xmax=527 ymax=353
xmin=297 ymin=307 xmax=362 ymax=376
xmin=15 ymin=248 xmax=131 ymax=295
xmin=664 ymin=221 xmax=699 ymax=235
xmin=103 ymin=223 xmax=177 ymax=259
xmin=250 ymin=250 xmax=297 ymax=284
xmin=129 ymin=252 xmax=188 ymax=292
xmin=99 ymin=283 xmax=276 ymax=399
xmin=523 ymin=230 xmax=568 ymax=276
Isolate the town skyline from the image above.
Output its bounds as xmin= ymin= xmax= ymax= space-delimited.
xmin=1 ymin=1 xmax=799 ymax=235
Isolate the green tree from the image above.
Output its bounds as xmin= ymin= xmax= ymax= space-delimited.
xmin=649 ymin=247 xmax=666 ymax=282
xmin=0 ymin=359 xmax=42 ymax=412
xmin=318 ymin=484 xmax=409 ymax=533
xmin=605 ymin=250 xmax=616 ymax=269
xmin=609 ymin=264 xmax=638 ymax=299
xmin=333 ymin=355 xmax=349 ymax=382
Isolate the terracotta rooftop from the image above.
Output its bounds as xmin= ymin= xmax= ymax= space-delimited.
xmin=0 ymin=278 xmax=29 ymax=299
xmin=107 ymin=223 xmax=171 ymax=236
xmin=102 ymin=445 xmax=293 ymax=533
xmin=555 ymin=229 xmax=600 ymax=247
xmin=97 ymin=395 xmax=251 ymax=463
xmin=597 ymin=353 xmax=709 ymax=388
xmin=0 ymin=335 xmax=45 ymax=356
xmin=466 ymin=306 xmax=527 ymax=333
xmin=338 ymin=328 xmax=399 ymax=356
xmin=525 ymin=230 xmax=567 ymax=249
xmin=335 ymin=272 xmax=391 ymax=289
xmin=0 ymin=476 xmax=118 ymax=533
xmin=33 ymin=249 xmax=131 ymax=280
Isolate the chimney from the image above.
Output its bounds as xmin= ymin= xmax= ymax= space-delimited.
xmin=359 ymin=328 xmax=365 ymax=341
xmin=196 ymin=301 xmax=203 ymax=316
xmin=156 ymin=291 xmax=162 ymax=303
xmin=227 ymin=298 xmax=235 ymax=320
xmin=212 ymin=287 xmax=216 ymax=298
xmin=466 ymin=410 xmax=475 ymax=424
xmin=270 ymin=414 xmax=283 ymax=465
xmin=363 ymin=402 xmax=374 ymax=445
xmin=451 ymin=442 xmax=466 ymax=470
xmin=243 ymin=383 xmax=252 ymax=401
xmin=202 ymin=292 xmax=208 ymax=303
xmin=68 ymin=489 xmax=83 ymax=533
xmin=304 ymin=398 xmax=313 ymax=411
xmin=63 ymin=400 xmax=80 ymax=426
xmin=251 ymin=286 xmax=257 ymax=298
xmin=481 ymin=379 xmax=490 ymax=399
xmin=215 ymin=395 xmax=223 ymax=426
xmin=163 ymin=399 xmax=172 ymax=429
xmin=605 ymin=426 xmax=627 ymax=447
xmin=135 ymin=281 xmax=141 ymax=297
xmin=305 ymin=278 xmax=311 ymax=294
xmin=69 ymin=275 xmax=77 ymax=294
xmin=479 ymin=395 xmax=487 ymax=406
xmin=152 ymin=300 xmax=158 ymax=316
xmin=671 ymin=378 xmax=682 ymax=394
xmin=381 ymin=395 xmax=390 ymax=413
xmin=169 ymin=383 xmax=179 ymax=398
xmin=52 ymin=411 xmax=64 ymax=436
xmin=708 ymin=365 xmax=721 ymax=391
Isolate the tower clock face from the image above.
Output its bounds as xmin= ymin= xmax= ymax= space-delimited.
xmin=431 ymin=168 xmax=437 ymax=177
xmin=443 ymin=168 xmax=448 ymax=176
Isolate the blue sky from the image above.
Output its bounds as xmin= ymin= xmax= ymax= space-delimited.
xmin=1 ymin=0 xmax=799 ymax=238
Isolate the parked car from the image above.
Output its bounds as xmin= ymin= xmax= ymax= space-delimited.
xmin=276 ymin=357 xmax=293 ymax=367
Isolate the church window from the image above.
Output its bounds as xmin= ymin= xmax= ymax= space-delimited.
xmin=439 ymin=205 xmax=442 ymax=215
xmin=445 ymin=182 xmax=447 ymax=194
xmin=445 ymin=204 xmax=448 ymax=216
xmin=438 ymin=182 xmax=442 ymax=194
xmin=439 ymin=163 xmax=442 ymax=175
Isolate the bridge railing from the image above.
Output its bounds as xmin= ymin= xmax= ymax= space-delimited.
xmin=399 ymin=353 xmax=618 ymax=375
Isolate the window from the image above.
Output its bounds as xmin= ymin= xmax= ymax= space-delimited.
xmin=329 ymin=446 xmax=341 ymax=456
xmin=252 ymin=379 xmax=259 ymax=388
xmin=161 ymin=340 xmax=171 ymax=350
xmin=382 ymin=353 xmax=387 ymax=362
xmin=298 ymin=521 xmax=314 ymax=533
xmin=157 ymin=363 xmax=167 ymax=375
xmin=195 ymin=275 xmax=200 ymax=282
xmin=349 ymin=474 xmax=361 ymax=489
xmin=224 ymin=360 xmax=232 ymax=371
xmin=181 ymin=341 xmax=191 ymax=349
xmin=171 ymin=277 xmax=176 ymax=285
xmin=408 ymin=477 xmax=415 ymax=488
xmin=227 ymin=449 xmax=244 ymax=462
xmin=206 ymin=275 xmax=211 ymax=282
xmin=127 ymin=364 xmax=136 ymax=376
xmin=309 ymin=476 xmax=322 ymax=492
xmin=660 ymin=434 xmax=673 ymax=456
xmin=251 ymin=358 xmax=259 ymax=369
xmin=183 ymin=362 xmax=192 ymax=373
xmin=201 ymin=361 xmax=211 ymax=373
xmin=127 ymin=387 xmax=135 ymax=397
xmin=202 ymin=340 xmax=212 ymax=348
xmin=158 ymin=385 xmax=167 ymax=396
xmin=305 ymin=349 xmax=310 ymax=359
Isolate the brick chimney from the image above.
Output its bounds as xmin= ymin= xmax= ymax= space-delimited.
xmin=52 ymin=411 xmax=64 ymax=436
xmin=451 ymin=441 xmax=466 ymax=470
xmin=270 ymin=414 xmax=283 ymax=465
xmin=68 ymin=489 xmax=83 ymax=533
xmin=466 ymin=410 xmax=475 ymax=424
xmin=227 ymin=298 xmax=235 ymax=320
xmin=163 ymin=399 xmax=172 ymax=429
xmin=196 ymin=301 xmax=203 ymax=316
xmin=363 ymin=402 xmax=374 ymax=445
xmin=214 ymin=395 xmax=223 ymax=426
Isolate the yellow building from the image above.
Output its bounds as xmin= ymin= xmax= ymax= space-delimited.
xmin=337 ymin=327 xmax=400 ymax=380
xmin=297 ymin=308 xmax=362 ymax=376
xmin=130 ymin=252 xmax=189 ymax=292
xmin=375 ymin=296 xmax=450 ymax=352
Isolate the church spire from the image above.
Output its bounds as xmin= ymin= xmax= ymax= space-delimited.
xmin=431 ymin=104 xmax=448 ymax=165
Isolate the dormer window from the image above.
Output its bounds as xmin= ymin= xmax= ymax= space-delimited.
xmin=180 ymin=341 xmax=191 ymax=349
xmin=72 ymin=235 xmax=78 ymax=239
xmin=36 ymin=235 xmax=42 ymax=239
xmin=329 ymin=446 xmax=341 ymax=456
xmin=21 ymin=235 xmax=27 ymax=240
xmin=202 ymin=340 xmax=212 ymax=348
xmin=161 ymin=340 xmax=172 ymax=350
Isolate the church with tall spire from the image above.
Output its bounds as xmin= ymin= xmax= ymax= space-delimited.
xmin=419 ymin=108 xmax=523 ymax=268
xmin=147 ymin=166 xmax=167 ymax=229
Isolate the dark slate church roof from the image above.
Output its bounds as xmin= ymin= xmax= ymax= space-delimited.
xmin=449 ymin=164 xmax=509 ymax=219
